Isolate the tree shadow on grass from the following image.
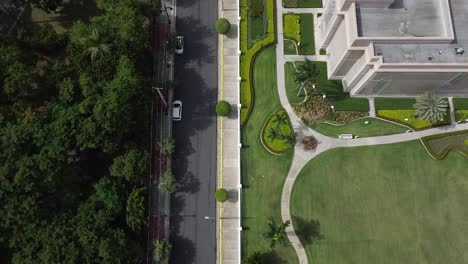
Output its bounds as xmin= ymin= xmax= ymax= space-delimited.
xmin=292 ymin=215 xmax=324 ymax=246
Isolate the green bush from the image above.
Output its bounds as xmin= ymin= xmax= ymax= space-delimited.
xmin=251 ymin=3 xmax=264 ymax=17
xmin=215 ymin=18 xmax=231 ymax=34
xmin=215 ymin=188 xmax=228 ymax=203
xmin=319 ymin=49 xmax=326 ymax=55
xmin=153 ymin=239 xmax=172 ymax=264
xmin=216 ymin=100 xmax=231 ymax=116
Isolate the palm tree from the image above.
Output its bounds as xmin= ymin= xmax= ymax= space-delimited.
xmin=284 ymin=132 xmax=297 ymax=147
xmin=293 ymin=58 xmax=320 ymax=97
xmin=261 ymin=216 xmax=291 ymax=250
xmin=81 ymin=29 xmax=111 ymax=62
xmin=272 ymin=111 xmax=288 ymax=127
xmin=413 ymin=92 xmax=448 ymax=123
xmin=267 ymin=127 xmax=283 ymax=143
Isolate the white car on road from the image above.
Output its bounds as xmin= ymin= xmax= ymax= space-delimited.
xmin=175 ymin=36 xmax=184 ymax=54
xmin=173 ymin=100 xmax=182 ymax=121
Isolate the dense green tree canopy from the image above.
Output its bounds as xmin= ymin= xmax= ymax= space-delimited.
xmin=0 ymin=0 xmax=152 ymax=262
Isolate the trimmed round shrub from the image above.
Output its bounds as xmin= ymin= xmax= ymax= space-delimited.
xmin=215 ymin=18 xmax=230 ymax=34
xmin=216 ymin=100 xmax=231 ymax=116
xmin=215 ymin=188 xmax=228 ymax=203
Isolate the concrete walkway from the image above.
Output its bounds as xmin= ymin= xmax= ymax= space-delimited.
xmin=284 ymin=54 xmax=328 ymax=62
xmin=217 ymin=3 xmax=241 ymax=264
xmin=283 ymin=7 xmax=323 ymax=13
xmin=275 ymin=0 xmax=468 ymax=263
xmin=368 ymin=98 xmax=376 ymax=117
xmin=449 ymin=97 xmax=456 ymax=124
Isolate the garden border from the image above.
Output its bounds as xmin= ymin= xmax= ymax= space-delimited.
xmin=420 ymin=130 xmax=468 ymax=160
xmin=377 ymin=112 xmax=451 ymax=131
xmin=240 ymin=0 xmax=278 ymax=127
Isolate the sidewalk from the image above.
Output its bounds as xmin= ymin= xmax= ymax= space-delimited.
xmin=217 ymin=2 xmax=241 ymax=264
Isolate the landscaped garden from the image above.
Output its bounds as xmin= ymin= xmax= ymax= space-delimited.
xmin=261 ymin=108 xmax=294 ymax=153
xmin=376 ymin=97 xmax=451 ymax=130
xmin=240 ymin=0 xmax=276 ymax=126
xmin=421 ymin=130 xmax=468 ymax=159
xmin=283 ymin=13 xmax=315 ymax=55
xmin=241 ymin=47 xmax=298 ymax=263
xmin=290 ymin=140 xmax=468 ymax=263
xmin=284 ymin=60 xmax=370 ymax=125
xmin=312 ymin=117 xmax=408 ymax=138
xmin=283 ymin=0 xmax=322 ymax=8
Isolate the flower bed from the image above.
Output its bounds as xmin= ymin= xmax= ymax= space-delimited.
xmin=421 ymin=130 xmax=468 ymax=160
xmin=260 ymin=108 xmax=294 ymax=154
xmin=294 ymin=95 xmax=367 ymax=126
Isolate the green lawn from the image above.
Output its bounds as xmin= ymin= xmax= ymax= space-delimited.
xmin=375 ymin=98 xmax=416 ymax=110
xmin=291 ymin=141 xmax=468 ymax=264
xmin=284 ymin=39 xmax=298 ymax=55
xmin=261 ymin=108 xmax=293 ymax=153
xmin=333 ymin=97 xmax=369 ymax=112
xmin=453 ymin=98 xmax=468 ymax=110
xmin=299 ymin=14 xmax=315 ymax=55
xmin=283 ymin=0 xmax=322 ymax=8
xmin=378 ymin=110 xmax=450 ymax=130
xmin=455 ymin=110 xmax=468 ymax=122
xmin=250 ymin=0 xmax=265 ymax=41
xmin=312 ymin=117 xmax=408 ymax=138
xmin=284 ymin=61 xmax=343 ymax=105
xmin=241 ymin=47 xmax=298 ymax=263
xmin=283 ymin=13 xmax=301 ymax=43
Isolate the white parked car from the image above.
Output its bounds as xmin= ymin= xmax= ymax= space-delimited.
xmin=173 ymin=100 xmax=182 ymax=121
xmin=175 ymin=36 xmax=184 ymax=54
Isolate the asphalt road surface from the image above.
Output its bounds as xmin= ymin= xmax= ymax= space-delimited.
xmin=170 ymin=0 xmax=218 ymax=263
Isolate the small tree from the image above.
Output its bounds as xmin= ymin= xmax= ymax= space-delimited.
xmin=159 ymin=137 xmax=175 ymax=156
xmin=153 ymin=239 xmax=172 ymax=264
xmin=165 ymin=32 xmax=178 ymax=54
xmin=261 ymin=216 xmax=291 ymax=250
xmin=216 ymin=100 xmax=231 ymax=116
xmin=267 ymin=127 xmax=283 ymax=143
xmin=302 ymin=136 xmax=317 ymax=151
xmin=159 ymin=169 xmax=176 ymax=193
xmin=413 ymin=92 xmax=448 ymax=124
xmin=215 ymin=18 xmax=231 ymax=34
xmin=126 ymin=188 xmax=146 ymax=231
xmin=284 ymin=132 xmax=297 ymax=147
xmin=243 ymin=252 xmax=263 ymax=264
xmin=215 ymin=188 xmax=228 ymax=203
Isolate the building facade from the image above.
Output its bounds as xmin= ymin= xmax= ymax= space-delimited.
xmin=317 ymin=0 xmax=468 ymax=97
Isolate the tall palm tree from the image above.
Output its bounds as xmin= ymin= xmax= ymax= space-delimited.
xmin=293 ymin=58 xmax=320 ymax=95
xmin=272 ymin=111 xmax=288 ymax=127
xmin=267 ymin=127 xmax=283 ymax=143
xmin=81 ymin=29 xmax=111 ymax=62
xmin=261 ymin=216 xmax=291 ymax=250
xmin=413 ymin=92 xmax=448 ymax=123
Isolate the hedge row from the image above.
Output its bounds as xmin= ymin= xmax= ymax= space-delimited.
xmin=374 ymin=98 xmax=416 ymax=110
xmin=420 ymin=130 xmax=468 ymax=160
xmin=377 ymin=110 xmax=450 ymax=130
xmin=240 ymin=0 xmax=277 ymax=127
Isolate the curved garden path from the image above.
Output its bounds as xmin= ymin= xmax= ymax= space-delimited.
xmin=274 ymin=1 xmax=468 ymax=263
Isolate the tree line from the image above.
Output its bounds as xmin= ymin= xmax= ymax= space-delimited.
xmin=0 ymin=0 xmax=154 ymax=262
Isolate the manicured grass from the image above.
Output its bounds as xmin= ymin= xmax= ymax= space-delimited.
xmin=284 ymin=61 xmax=343 ymax=104
xmin=241 ymin=47 xmax=298 ymax=263
xmin=240 ymin=0 xmax=276 ymax=126
xmin=421 ymin=130 xmax=468 ymax=159
xmin=250 ymin=0 xmax=265 ymax=41
xmin=378 ymin=109 xmax=450 ymax=130
xmin=333 ymin=97 xmax=369 ymax=112
xmin=291 ymin=141 xmax=468 ymax=264
xmin=453 ymin=98 xmax=468 ymax=110
xmin=299 ymin=13 xmax=315 ymax=55
xmin=261 ymin=108 xmax=293 ymax=153
xmin=285 ymin=62 xmax=304 ymax=104
xmin=284 ymin=39 xmax=298 ymax=55
xmin=455 ymin=110 xmax=468 ymax=122
xmin=283 ymin=0 xmax=322 ymax=8
xmin=283 ymin=13 xmax=301 ymax=43
xmin=375 ymin=98 xmax=416 ymax=110
xmin=313 ymin=117 xmax=408 ymax=138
